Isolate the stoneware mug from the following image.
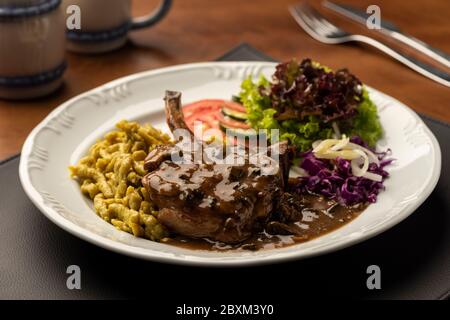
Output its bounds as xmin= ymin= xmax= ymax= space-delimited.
xmin=63 ymin=0 xmax=172 ymax=54
xmin=0 ymin=0 xmax=67 ymax=100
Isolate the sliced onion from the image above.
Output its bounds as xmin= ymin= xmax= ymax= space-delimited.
xmin=351 ymin=149 xmax=369 ymax=177
xmin=313 ymin=139 xmax=338 ymax=153
xmin=363 ymin=171 xmax=383 ymax=182
xmin=312 ymin=140 xmax=322 ymax=149
xmin=345 ymin=142 xmax=380 ymax=165
xmin=330 ymin=135 xmax=349 ymax=151
xmin=313 ymin=137 xmax=380 ymax=167
xmin=311 ymin=136 xmax=384 ymax=182
xmin=332 ymin=122 xmax=341 ymax=139
xmin=315 ymin=149 xmax=360 ymax=160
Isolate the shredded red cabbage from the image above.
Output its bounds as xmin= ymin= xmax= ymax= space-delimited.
xmin=293 ymin=137 xmax=393 ymax=206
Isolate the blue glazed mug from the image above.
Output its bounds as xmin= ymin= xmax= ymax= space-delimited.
xmin=63 ymin=0 xmax=172 ymax=53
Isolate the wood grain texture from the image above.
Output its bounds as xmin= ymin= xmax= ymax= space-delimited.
xmin=0 ymin=0 xmax=449 ymax=159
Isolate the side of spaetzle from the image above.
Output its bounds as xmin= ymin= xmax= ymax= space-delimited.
xmin=70 ymin=120 xmax=172 ymax=241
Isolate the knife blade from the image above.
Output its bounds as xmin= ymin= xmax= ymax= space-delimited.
xmin=323 ymin=1 xmax=450 ymax=68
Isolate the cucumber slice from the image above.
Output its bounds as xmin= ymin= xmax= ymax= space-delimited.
xmin=221 ymin=107 xmax=248 ymax=121
xmin=220 ymin=123 xmax=258 ymax=138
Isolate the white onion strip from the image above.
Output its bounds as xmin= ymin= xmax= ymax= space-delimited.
xmin=351 ymin=149 xmax=369 ymax=177
xmin=313 ymin=139 xmax=337 ymax=154
xmin=344 ymin=142 xmax=380 ymax=166
xmin=312 ymin=140 xmax=322 ymax=150
xmin=363 ymin=172 xmax=383 ymax=182
xmin=312 ymin=136 xmax=383 ymax=182
xmin=332 ymin=122 xmax=341 ymax=139
xmin=331 ymin=135 xmax=349 ymax=151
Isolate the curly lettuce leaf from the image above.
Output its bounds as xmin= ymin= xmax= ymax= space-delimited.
xmin=350 ymin=88 xmax=383 ymax=147
xmin=239 ymin=76 xmax=382 ymax=151
xmin=239 ymin=76 xmax=333 ymax=151
xmin=239 ymin=75 xmax=272 ymax=127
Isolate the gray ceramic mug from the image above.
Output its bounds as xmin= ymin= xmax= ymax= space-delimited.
xmin=0 ymin=0 xmax=66 ymax=100
xmin=63 ymin=0 xmax=172 ymax=54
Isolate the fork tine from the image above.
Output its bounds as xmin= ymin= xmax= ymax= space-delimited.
xmin=289 ymin=3 xmax=322 ymax=38
xmin=301 ymin=6 xmax=329 ymax=34
xmin=317 ymin=15 xmax=342 ymax=34
xmin=299 ymin=3 xmax=342 ymax=31
xmin=299 ymin=2 xmax=343 ymax=35
xmin=290 ymin=2 xmax=349 ymax=40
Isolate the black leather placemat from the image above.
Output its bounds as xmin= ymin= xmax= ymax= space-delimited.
xmin=1 ymin=43 xmax=449 ymax=300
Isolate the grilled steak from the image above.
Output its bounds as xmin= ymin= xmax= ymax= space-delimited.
xmin=142 ymin=91 xmax=291 ymax=243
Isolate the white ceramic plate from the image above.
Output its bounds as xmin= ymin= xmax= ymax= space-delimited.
xmin=19 ymin=62 xmax=441 ymax=266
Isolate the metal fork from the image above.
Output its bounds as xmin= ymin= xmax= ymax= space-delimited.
xmin=289 ymin=2 xmax=450 ymax=87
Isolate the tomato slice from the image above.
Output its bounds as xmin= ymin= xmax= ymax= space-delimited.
xmin=221 ymin=101 xmax=247 ymax=113
xmin=183 ymin=100 xmax=223 ymax=141
xmin=184 ymin=100 xmax=246 ymax=116
xmin=182 ymin=99 xmax=248 ymax=141
xmin=183 ymin=99 xmax=223 ymax=118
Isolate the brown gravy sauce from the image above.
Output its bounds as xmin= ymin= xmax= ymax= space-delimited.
xmin=162 ymin=194 xmax=367 ymax=251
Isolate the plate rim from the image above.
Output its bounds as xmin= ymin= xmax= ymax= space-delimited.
xmin=19 ymin=61 xmax=442 ymax=266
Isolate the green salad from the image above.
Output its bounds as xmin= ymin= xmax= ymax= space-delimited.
xmin=237 ymin=59 xmax=383 ymax=151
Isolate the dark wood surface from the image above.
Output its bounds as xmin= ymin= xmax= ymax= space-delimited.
xmin=0 ymin=0 xmax=449 ymax=159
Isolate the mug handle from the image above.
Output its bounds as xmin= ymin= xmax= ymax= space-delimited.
xmin=130 ymin=0 xmax=172 ymax=30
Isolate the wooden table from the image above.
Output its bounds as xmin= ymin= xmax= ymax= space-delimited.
xmin=0 ymin=0 xmax=449 ymax=159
